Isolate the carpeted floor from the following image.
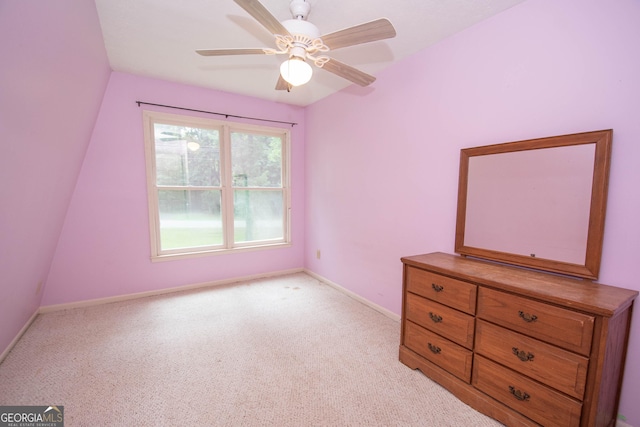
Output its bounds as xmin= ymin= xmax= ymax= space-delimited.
xmin=0 ymin=273 xmax=503 ymax=426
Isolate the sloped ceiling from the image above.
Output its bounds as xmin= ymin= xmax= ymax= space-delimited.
xmin=95 ymin=0 xmax=526 ymax=106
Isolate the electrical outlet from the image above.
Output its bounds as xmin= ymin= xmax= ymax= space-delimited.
xmin=35 ymin=280 xmax=43 ymax=295
xmin=316 ymin=249 xmax=321 ymax=259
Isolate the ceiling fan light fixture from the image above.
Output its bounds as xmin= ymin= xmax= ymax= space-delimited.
xmin=196 ymin=0 xmax=396 ymax=91
xmin=280 ymin=57 xmax=313 ymax=86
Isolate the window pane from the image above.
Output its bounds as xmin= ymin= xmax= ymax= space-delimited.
xmin=234 ymin=190 xmax=283 ymax=243
xmin=154 ymin=123 xmax=220 ymax=186
xmin=158 ymin=189 xmax=222 ymax=250
xmin=231 ymin=132 xmax=282 ymax=187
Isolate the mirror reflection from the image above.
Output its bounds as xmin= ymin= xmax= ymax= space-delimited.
xmin=455 ymin=130 xmax=612 ymax=279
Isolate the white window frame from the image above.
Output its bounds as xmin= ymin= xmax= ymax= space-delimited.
xmin=143 ymin=110 xmax=291 ymax=261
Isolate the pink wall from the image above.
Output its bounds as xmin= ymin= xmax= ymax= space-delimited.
xmin=3 ymin=0 xmax=639 ymax=423
xmin=305 ymin=0 xmax=640 ymax=423
xmin=0 ymin=1 xmax=110 ymax=353
xmin=42 ymin=72 xmax=305 ymax=305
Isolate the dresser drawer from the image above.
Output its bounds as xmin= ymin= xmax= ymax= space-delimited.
xmin=404 ymin=320 xmax=473 ymax=383
xmin=477 ymin=287 xmax=594 ymax=355
xmin=473 ymin=356 xmax=582 ymax=427
xmin=406 ymin=292 xmax=475 ymax=349
xmin=475 ymin=320 xmax=588 ymax=400
xmin=406 ymin=267 xmax=477 ymax=314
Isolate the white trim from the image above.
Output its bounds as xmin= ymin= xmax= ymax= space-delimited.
xmin=616 ymin=419 xmax=634 ymax=427
xmin=0 ymin=309 xmax=39 ymax=364
xmin=142 ymin=110 xmax=292 ymax=260
xmin=221 ymin=123 xmax=233 ymax=246
xmin=304 ymin=269 xmax=401 ymax=322
xmin=39 ymin=268 xmax=303 ymax=313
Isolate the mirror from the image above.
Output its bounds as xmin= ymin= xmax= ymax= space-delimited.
xmin=455 ymin=130 xmax=612 ymax=279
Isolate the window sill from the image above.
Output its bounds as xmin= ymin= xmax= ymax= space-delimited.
xmin=150 ymin=242 xmax=292 ymax=262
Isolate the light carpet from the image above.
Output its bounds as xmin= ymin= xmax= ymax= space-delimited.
xmin=0 ymin=273 xmax=503 ymax=426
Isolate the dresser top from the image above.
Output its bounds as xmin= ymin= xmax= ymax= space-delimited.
xmin=402 ymin=252 xmax=638 ymax=317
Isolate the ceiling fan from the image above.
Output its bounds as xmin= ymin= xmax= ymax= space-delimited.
xmin=196 ymin=0 xmax=397 ymax=91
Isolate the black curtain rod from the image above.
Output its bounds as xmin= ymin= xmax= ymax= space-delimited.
xmin=135 ymin=101 xmax=297 ymax=127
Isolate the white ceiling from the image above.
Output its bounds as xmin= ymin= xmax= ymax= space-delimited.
xmin=95 ymin=0 xmax=526 ymax=107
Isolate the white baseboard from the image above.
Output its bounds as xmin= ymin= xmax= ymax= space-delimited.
xmin=0 ymin=309 xmax=39 ymax=364
xmin=617 ymin=419 xmax=634 ymax=427
xmin=38 ymin=267 xmax=304 ymax=313
xmin=304 ymin=269 xmax=400 ymax=322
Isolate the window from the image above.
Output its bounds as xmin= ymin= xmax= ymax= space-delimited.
xmin=143 ymin=111 xmax=290 ymax=260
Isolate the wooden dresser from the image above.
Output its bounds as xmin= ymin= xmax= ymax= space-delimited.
xmin=399 ymin=252 xmax=637 ymax=427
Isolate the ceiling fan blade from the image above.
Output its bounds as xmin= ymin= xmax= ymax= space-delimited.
xmin=275 ymin=75 xmax=291 ymax=91
xmin=233 ymin=0 xmax=291 ymax=37
xmin=320 ymin=18 xmax=396 ymax=51
xmin=321 ymin=58 xmax=376 ymax=87
xmin=196 ymin=48 xmax=267 ymax=56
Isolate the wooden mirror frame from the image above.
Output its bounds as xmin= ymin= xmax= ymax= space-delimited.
xmin=455 ymin=129 xmax=612 ymax=280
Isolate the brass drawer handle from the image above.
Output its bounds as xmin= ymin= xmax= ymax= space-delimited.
xmin=512 ymin=347 xmax=535 ymax=362
xmin=518 ymin=311 xmax=538 ymax=323
xmin=428 ymin=343 xmax=441 ymax=354
xmin=432 ymin=283 xmax=444 ymax=292
xmin=429 ymin=312 xmax=443 ymax=323
xmin=508 ymin=386 xmax=530 ymax=402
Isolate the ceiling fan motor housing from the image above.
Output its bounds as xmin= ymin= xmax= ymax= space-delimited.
xmin=281 ymin=19 xmax=320 ymax=39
